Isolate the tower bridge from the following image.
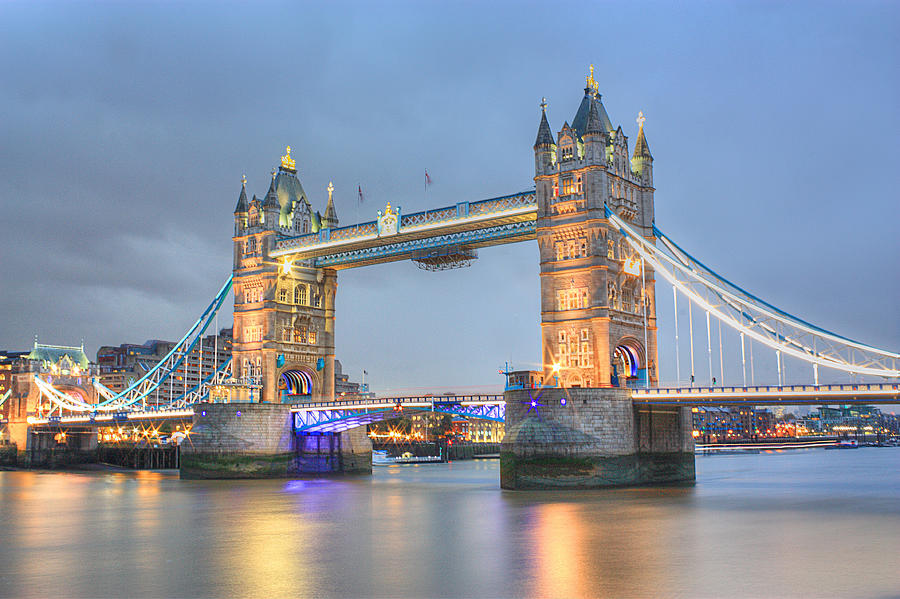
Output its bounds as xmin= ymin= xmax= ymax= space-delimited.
xmin=12 ymin=67 xmax=898 ymax=486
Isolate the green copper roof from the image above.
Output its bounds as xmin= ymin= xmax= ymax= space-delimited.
xmin=27 ymin=343 xmax=90 ymax=369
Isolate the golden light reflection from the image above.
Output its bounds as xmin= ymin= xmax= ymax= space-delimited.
xmin=532 ymin=504 xmax=587 ymax=598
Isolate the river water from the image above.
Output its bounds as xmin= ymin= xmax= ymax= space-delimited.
xmin=1 ymin=448 xmax=898 ymax=598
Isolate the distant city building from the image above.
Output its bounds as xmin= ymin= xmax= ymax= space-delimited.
xmin=799 ymin=405 xmax=897 ymax=437
xmin=0 ymin=350 xmax=29 ymax=428
xmin=96 ymin=328 xmax=233 ymax=407
xmin=692 ymin=406 xmax=775 ymax=441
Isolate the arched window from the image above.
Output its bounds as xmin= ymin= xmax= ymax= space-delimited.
xmin=294 ymin=285 xmax=307 ymax=305
xmin=255 ymin=357 xmax=262 ymax=378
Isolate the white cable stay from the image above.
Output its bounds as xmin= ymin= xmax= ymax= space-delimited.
xmin=655 ymin=229 xmax=900 ymax=360
xmin=606 ymin=207 xmax=899 ymax=378
xmin=91 ymin=275 xmax=233 ymax=409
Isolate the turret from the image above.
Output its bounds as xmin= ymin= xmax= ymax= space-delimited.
xmin=533 ymin=98 xmax=556 ymax=177
xmin=322 ymin=182 xmax=339 ymax=229
xmin=262 ymin=170 xmax=280 ymax=229
xmin=581 ymin=97 xmax=606 ymax=164
xmin=631 ymin=111 xmax=653 ymax=188
xmin=234 ymin=175 xmax=249 ymax=235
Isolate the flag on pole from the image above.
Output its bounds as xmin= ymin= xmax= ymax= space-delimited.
xmin=424 ymin=169 xmax=432 ymax=186
xmin=358 ymin=185 xmax=364 ymax=204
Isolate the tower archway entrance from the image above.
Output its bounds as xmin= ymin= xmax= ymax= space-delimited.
xmin=613 ymin=342 xmax=644 ymax=388
xmin=279 ymin=369 xmax=314 ymax=402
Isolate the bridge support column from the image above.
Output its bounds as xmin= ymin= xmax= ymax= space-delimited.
xmin=500 ymin=387 xmax=694 ymax=489
xmin=24 ymin=428 xmax=98 ymax=469
xmin=181 ymin=403 xmax=371 ymax=479
xmin=295 ymin=428 xmax=371 ymax=474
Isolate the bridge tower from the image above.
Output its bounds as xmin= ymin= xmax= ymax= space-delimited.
xmin=232 ymin=148 xmax=338 ymax=403
xmin=534 ymin=68 xmax=658 ymax=388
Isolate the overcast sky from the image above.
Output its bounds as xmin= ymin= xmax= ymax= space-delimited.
xmin=1 ymin=1 xmax=897 ymax=394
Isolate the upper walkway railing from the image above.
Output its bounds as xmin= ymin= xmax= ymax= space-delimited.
xmin=632 ymin=382 xmax=900 ymax=405
xmin=272 ymin=191 xmax=536 ymax=266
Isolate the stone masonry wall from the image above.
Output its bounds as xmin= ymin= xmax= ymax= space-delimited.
xmin=501 ymin=387 xmax=694 ymax=489
xmin=181 ymin=403 xmax=372 ymax=479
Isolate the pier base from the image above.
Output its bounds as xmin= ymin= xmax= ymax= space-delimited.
xmin=180 ymin=403 xmax=371 ymax=479
xmin=500 ymin=388 xmax=694 ymax=490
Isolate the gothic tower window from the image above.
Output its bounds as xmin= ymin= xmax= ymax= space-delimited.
xmin=278 ymin=285 xmax=288 ymax=303
xmin=607 ymin=239 xmax=615 ymax=259
xmin=575 ymin=174 xmax=583 ymax=194
xmin=294 ymin=284 xmax=307 ymax=305
xmin=552 ymin=181 xmax=558 ymax=197
xmin=556 ymin=242 xmax=565 ymax=261
xmin=558 ymin=330 xmax=567 ymax=363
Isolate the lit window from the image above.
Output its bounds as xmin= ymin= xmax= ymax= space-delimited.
xmin=556 ymin=242 xmax=565 ymax=261
xmin=579 ymin=238 xmax=587 ymax=257
xmin=575 ymin=174 xmax=583 ymax=194
xmin=294 ymin=285 xmax=307 ymax=305
xmin=607 ymin=239 xmax=615 ymax=259
xmin=552 ymin=181 xmax=559 ymax=197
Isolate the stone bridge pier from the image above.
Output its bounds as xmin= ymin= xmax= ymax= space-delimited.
xmin=180 ymin=403 xmax=371 ymax=479
xmin=500 ymin=387 xmax=694 ymax=489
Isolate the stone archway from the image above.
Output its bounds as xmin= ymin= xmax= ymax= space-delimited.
xmin=278 ymin=367 xmax=319 ymax=403
xmin=612 ymin=338 xmax=645 ymax=387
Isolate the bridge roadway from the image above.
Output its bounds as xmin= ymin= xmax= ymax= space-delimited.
xmin=23 ymin=383 xmax=898 ymax=431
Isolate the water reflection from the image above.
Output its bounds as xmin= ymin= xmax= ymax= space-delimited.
xmin=0 ymin=449 xmax=898 ymax=598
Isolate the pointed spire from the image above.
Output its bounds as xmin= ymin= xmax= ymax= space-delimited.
xmin=323 ymin=181 xmax=339 ymax=227
xmin=584 ymin=99 xmax=604 ymax=135
xmin=632 ymin=111 xmax=652 ymax=159
xmin=263 ymin=169 xmax=279 ymax=208
xmin=234 ymin=175 xmax=249 ymax=214
xmin=534 ymin=98 xmax=555 ymax=148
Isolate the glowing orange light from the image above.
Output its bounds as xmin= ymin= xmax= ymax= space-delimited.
xmin=623 ymin=256 xmax=641 ymax=276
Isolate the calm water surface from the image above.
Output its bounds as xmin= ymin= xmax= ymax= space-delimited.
xmin=1 ymin=448 xmax=899 ymax=598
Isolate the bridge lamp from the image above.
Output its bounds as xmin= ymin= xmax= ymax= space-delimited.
xmin=282 ymin=260 xmax=293 ymax=275
xmin=551 ymin=362 xmax=561 ymax=374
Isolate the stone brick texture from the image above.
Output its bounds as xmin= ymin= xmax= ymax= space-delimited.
xmin=181 ymin=403 xmax=371 ymax=479
xmin=501 ymin=387 xmax=694 ymax=489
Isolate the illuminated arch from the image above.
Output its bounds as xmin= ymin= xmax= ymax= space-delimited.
xmin=613 ymin=340 xmax=644 ymax=380
xmin=280 ymin=369 xmax=314 ymax=397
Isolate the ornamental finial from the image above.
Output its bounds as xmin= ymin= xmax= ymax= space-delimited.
xmin=327 ymin=181 xmax=334 ymax=201
xmin=636 ymin=111 xmax=646 ymax=130
xmin=540 ymin=97 xmax=548 ymax=112
xmin=241 ymin=174 xmax=247 ymax=187
xmin=586 ymin=64 xmax=598 ymax=93
xmin=281 ymin=145 xmax=296 ymax=171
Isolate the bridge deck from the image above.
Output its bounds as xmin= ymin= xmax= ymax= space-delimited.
xmin=631 ymin=383 xmax=900 ymax=406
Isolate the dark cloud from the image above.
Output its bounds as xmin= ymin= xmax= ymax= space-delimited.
xmin=0 ymin=1 xmax=897 ymax=393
